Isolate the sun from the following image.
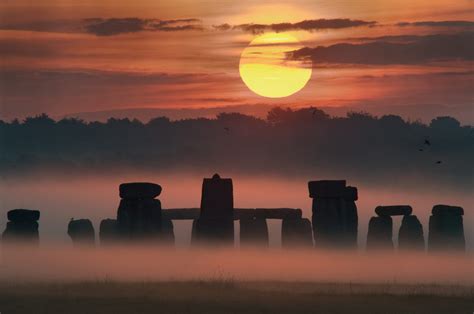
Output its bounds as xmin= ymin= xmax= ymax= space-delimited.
xmin=239 ymin=32 xmax=312 ymax=98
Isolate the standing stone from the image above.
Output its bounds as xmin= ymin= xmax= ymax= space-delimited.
xmin=67 ymin=219 xmax=95 ymax=247
xmin=240 ymin=217 xmax=269 ymax=247
xmin=309 ymin=180 xmax=358 ymax=249
xmin=160 ymin=216 xmax=175 ymax=244
xmin=193 ymin=174 xmax=234 ymax=245
xmin=428 ymin=205 xmax=465 ymax=252
xmin=367 ymin=216 xmax=393 ymax=250
xmin=116 ymin=182 xmax=163 ymax=242
xmin=398 ymin=215 xmax=425 ymax=251
xmin=281 ymin=218 xmax=313 ymax=248
xmin=2 ymin=209 xmax=40 ymax=245
xmin=99 ymin=219 xmax=121 ymax=246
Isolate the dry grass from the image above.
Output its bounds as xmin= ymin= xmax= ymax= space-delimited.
xmin=0 ymin=281 xmax=472 ymax=314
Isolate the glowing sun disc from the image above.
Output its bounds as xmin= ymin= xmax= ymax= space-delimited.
xmin=239 ymin=32 xmax=312 ymax=98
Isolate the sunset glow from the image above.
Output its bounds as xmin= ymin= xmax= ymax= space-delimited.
xmin=239 ymin=32 xmax=312 ymax=98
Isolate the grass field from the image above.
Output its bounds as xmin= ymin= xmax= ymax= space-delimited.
xmin=0 ymin=281 xmax=472 ymax=314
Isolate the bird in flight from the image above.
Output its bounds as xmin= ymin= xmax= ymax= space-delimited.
xmin=436 ymin=160 xmax=442 ymax=164
xmin=424 ymin=138 xmax=431 ymax=146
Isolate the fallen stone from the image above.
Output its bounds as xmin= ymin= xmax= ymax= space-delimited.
xmin=7 ymin=209 xmax=40 ymax=222
xmin=398 ymin=215 xmax=424 ymax=251
xmin=432 ymin=205 xmax=464 ymax=216
xmin=119 ymin=182 xmax=162 ymax=199
xmin=67 ymin=219 xmax=95 ymax=246
xmin=375 ymin=205 xmax=412 ymax=217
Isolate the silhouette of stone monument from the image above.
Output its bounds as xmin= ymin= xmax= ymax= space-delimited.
xmin=240 ymin=216 xmax=269 ymax=247
xmin=99 ymin=218 xmax=121 ymax=245
xmin=428 ymin=205 xmax=465 ymax=252
xmin=117 ymin=182 xmax=163 ymax=242
xmin=308 ymin=180 xmax=358 ymax=248
xmin=398 ymin=215 xmax=424 ymax=251
xmin=193 ymin=174 xmax=234 ymax=245
xmin=2 ymin=209 xmax=40 ymax=245
xmin=67 ymin=218 xmax=95 ymax=247
xmin=367 ymin=205 xmax=424 ymax=251
xmin=281 ymin=216 xmax=313 ymax=248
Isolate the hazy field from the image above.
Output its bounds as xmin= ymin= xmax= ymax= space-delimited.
xmin=0 ymin=281 xmax=472 ymax=314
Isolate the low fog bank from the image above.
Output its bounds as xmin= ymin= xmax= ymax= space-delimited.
xmin=0 ymin=246 xmax=472 ymax=285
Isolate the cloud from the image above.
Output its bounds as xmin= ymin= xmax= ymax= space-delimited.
xmin=289 ymin=32 xmax=474 ymax=65
xmin=213 ymin=18 xmax=376 ymax=34
xmin=396 ymin=20 xmax=474 ymax=28
xmin=83 ymin=18 xmax=203 ymax=36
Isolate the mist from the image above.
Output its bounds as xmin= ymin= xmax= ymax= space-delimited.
xmin=1 ymin=246 xmax=472 ymax=285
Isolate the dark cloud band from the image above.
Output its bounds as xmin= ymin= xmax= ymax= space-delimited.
xmin=214 ymin=18 xmax=376 ymax=34
xmin=289 ymin=32 xmax=474 ymax=65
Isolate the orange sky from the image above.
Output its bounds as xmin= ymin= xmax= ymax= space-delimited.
xmin=0 ymin=0 xmax=473 ymax=122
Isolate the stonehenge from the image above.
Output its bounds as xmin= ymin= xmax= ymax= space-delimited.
xmin=281 ymin=217 xmax=313 ymax=248
xmin=367 ymin=205 xmax=425 ymax=251
xmin=428 ymin=205 xmax=465 ymax=252
xmin=367 ymin=216 xmax=393 ymax=250
xmin=2 ymin=209 xmax=40 ymax=245
xmin=67 ymin=218 xmax=95 ymax=246
xmin=240 ymin=217 xmax=269 ymax=247
xmin=117 ymin=182 xmax=163 ymax=242
xmin=308 ymin=180 xmax=358 ymax=249
xmin=99 ymin=219 xmax=121 ymax=245
xmin=398 ymin=215 xmax=424 ymax=251
xmin=1 ymin=177 xmax=468 ymax=252
xmin=193 ymin=174 xmax=234 ymax=245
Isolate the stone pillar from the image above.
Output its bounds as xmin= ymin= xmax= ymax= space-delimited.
xmin=366 ymin=216 xmax=393 ymax=250
xmin=2 ymin=209 xmax=40 ymax=245
xmin=116 ymin=182 xmax=162 ymax=242
xmin=160 ymin=216 xmax=175 ymax=245
xmin=308 ymin=180 xmax=358 ymax=249
xmin=240 ymin=217 xmax=268 ymax=247
xmin=67 ymin=219 xmax=95 ymax=247
xmin=193 ymin=174 xmax=234 ymax=245
xmin=398 ymin=215 xmax=425 ymax=251
xmin=281 ymin=217 xmax=313 ymax=248
xmin=99 ymin=219 xmax=120 ymax=246
xmin=428 ymin=205 xmax=465 ymax=252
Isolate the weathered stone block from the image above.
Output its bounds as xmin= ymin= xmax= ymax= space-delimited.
xmin=7 ymin=209 xmax=40 ymax=222
xmin=119 ymin=182 xmax=162 ymax=199
xmin=367 ymin=216 xmax=393 ymax=250
xmin=398 ymin=215 xmax=424 ymax=251
xmin=432 ymin=205 xmax=464 ymax=216
xmin=308 ymin=180 xmax=346 ymax=198
xmin=99 ymin=219 xmax=121 ymax=245
xmin=281 ymin=218 xmax=313 ymax=248
xmin=240 ymin=217 xmax=268 ymax=247
xmin=67 ymin=219 xmax=95 ymax=246
xmin=375 ymin=205 xmax=412 ymax=217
